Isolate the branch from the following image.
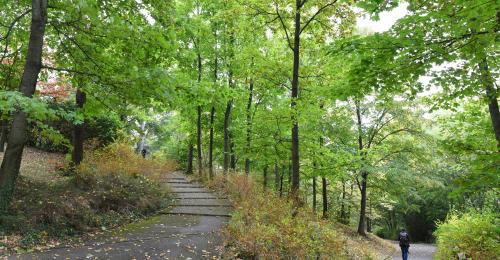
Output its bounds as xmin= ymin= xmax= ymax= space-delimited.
xmin=299 ymin=1 xmax=338 ymax=35
xmin=275 ymin=3 xmax=294 ymax=51
xmin=0 ymin=9 xmax=32 ymax=65
xmin=375 ymin=128 xmax=413 ymax=145
xmin=374 ymin=148 xmax=412 ymax=165
xmin=42 ymin=65 xmax=97 ymax=76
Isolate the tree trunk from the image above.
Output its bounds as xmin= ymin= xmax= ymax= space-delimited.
xmin=340 ymin=179 xmax=348 ymax=224
xmin=0 ymin=0 xmax=47 ymax=213
xmin=209 ymin=20 xmax=217 ymax=179
xmin=196 ymin=50 xmax=203 ymax=176
xmin=208 ymin=106 xmax=215 ymax=178
xmin=71 ymin=88 xmax=86 ymax=166
xmin=290 ymin=0 xmax=301 ymax=204
xmin=223 ymin=100 xmax=232 ymax=173
xmin=479 ymin=58 xmax=500 ymax=151
xmin=0 ymin=119 xmax=8 ymax=153
xmin=274 ymin=163 xmax=280 ymax=194
xmin=279 ymin=172 xmax=284 ymax=197
xmin=322 ymin=177 xmax=328 ymax=219
xmin=357 ymin=172 xmax=368 ymax=235
xmin=197 ymin=105 xmax=202 ymax=176
xmin=186 ymin=144 xmax=194 ymax=174
xmin=312 ymin=177 xmax=317 ymax=212
xmin=245 ymin=79 xmax=254 ymax=175
xmin=230 ymin=138 xmax=236 ymax=170
xmin=263 ymin=165 xmax=268 ymax=189
xmin=355 ymin=100 xmax=368 ymax=235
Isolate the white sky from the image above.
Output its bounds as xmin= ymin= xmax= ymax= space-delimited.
xmin=356 ymin=3 xmax=408 ymax=33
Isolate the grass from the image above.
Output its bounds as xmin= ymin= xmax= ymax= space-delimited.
xmin=201 ymin=173 xmax=396 ymax=259
xmin=0 ymin=143 xmax=176 ymax=255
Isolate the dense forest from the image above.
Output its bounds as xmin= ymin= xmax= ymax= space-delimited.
xmin=0 ymin=0 xmax=498 ymax=259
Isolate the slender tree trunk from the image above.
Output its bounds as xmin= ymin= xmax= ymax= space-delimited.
xmin=263 ymin=165 xmax=268 ymax=189
xmin=0 ymin=118 xmax=8 ymax=152
xmin=322 ymin=177 xmax=328 ymax=219
xmin=208 ymin=106 xmax=215 ymax=178
xmin=346 ymin=183 xmax=353 ymax=225
xmin=209 ymin=20 xmax=218 ymax=179
xmin=230 ymin=139 xmax=236 ymax=170
xmin=186 ymin=144 xmax=194 ymax=174
xmin=274 ymin=162 xmax=280 ymax=193
xmin=290 ymin=0 xmax=302 ymax=204
xmin=72 ymin=88 xmax=86 ymax=166
xmin=279 ymin=172 xmax=284 ymax=197
xmin=355 ymin=100 xmax=368 ymax=235
xmin=224 ymin=32 xmax=235 ymax=174
xmin=196 ymin=50 xmax=203 ymax=176
xmin=340 ymin=179 xmax=347 ymax=224
xmin=312 ymin=177 xmax=317 ymax=212
xmin=0 ymin=0 xmax=47 ymax=213
xmin=358 ymin=172 xmax=368 ymax=235
xmin=245 ymin=79 xmax=254 ymax=175
xmin=223 ymin=100 xmax=232 ymax=173
xmin=197 ymin=105 xmax=202 ymax=176
xmin=479 ymin=58 xmax=500 ymax=151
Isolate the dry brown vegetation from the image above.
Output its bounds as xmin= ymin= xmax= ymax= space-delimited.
xmin=0 ymin=143 xmax=176 ymax=254
xmin=206 ymin=174 xmax=396 ymax=259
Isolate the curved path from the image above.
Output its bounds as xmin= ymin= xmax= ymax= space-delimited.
xmin=391 ymin=242 xmax=436 ymax=260
xmin=7 ymin=172 xmax=231 ymax=260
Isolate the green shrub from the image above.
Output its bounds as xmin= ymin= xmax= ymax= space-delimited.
xmin=434 ymin=210 xmax=500 ymax=260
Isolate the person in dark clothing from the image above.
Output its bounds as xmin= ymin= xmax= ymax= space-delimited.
xmin=141 ymin=148 xmax=147 ymax=158
xmin=398 ymin=228 xmax=410 ymax=260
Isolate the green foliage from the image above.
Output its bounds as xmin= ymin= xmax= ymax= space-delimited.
xmin=434 ymin=210 xmax=500 ymax=260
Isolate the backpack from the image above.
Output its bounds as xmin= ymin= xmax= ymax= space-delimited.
xmin=399 ymin=231 xmax=410 ymax=246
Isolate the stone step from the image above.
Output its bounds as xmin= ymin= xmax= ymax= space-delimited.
xmin=165 ymin=206 xmax=231 ymax=217
xmin=173 ymin=193 xmax=226 ymax=199
xmin=172 ymin=198 xmax=231 ymax=206
xmin=174 ymin=204 xmax=231 ymax=207
xmin=164 ymin=177 xmax=185 ymax=180
xmin=170 ymin=184 xmax=205 ymax=188
xmin=170 ymin=188 xmax=210 ymax=194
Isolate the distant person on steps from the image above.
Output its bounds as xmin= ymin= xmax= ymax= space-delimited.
xmin=398 ymin=228 xmax=410 ymax=260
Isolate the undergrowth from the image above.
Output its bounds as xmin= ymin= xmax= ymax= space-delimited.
xmin=206 ymin=174 xmax=395 ymax=259
xmin=0 ymin=143 xmax=175 ymax=254
xmin=434 ymin=210 xmax=499 ymax=260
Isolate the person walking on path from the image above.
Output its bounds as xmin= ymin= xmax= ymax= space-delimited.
xmin=398 ymin=228 xmax=410 ymax=260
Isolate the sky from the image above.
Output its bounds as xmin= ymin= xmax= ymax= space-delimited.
xmin=356 ymin=3 xmax=409 ymax=33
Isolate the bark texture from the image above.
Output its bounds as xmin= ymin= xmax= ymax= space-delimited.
xmin=480 ymin=58 xmax=500 ymax=151
xmin=0 ymin=0 xmax=48 ymax=213
xmin=244 ymin=79 xmax=254 ymax=175
xmin=0 ymin=119 xmax=8 ymax=152
xmin=71 ymin=88 xmax=86 ymax=166
xmin=290 ymin=0 xmax=302 ymax=204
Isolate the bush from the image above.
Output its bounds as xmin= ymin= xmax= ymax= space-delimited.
xmin=434 ymin=210 xmax=500 ymax=260
xmin=208 ymin=175 xmax=346 ymax=259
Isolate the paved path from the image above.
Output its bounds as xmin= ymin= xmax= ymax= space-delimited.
xmin=391 ymin=242 xmax=436 ymax=260
xmin=7 ymin=172 xmax=231 ymax=260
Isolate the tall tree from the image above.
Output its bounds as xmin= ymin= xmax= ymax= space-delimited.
xmin=0 ymin=0 xmax=48 ymax=213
